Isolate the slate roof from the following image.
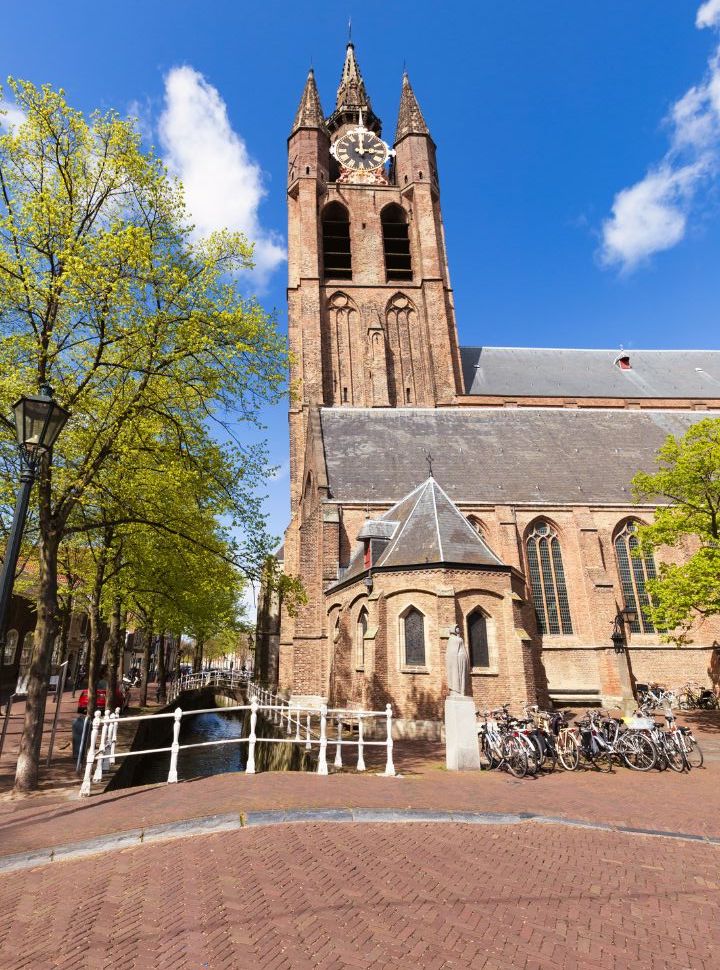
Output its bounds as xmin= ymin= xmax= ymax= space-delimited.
xmin=395 ymin=73 xmax=429 ymax=142
xmin=334 ymin=477 xmax=504 ymax=588
xmin=460 ymin=347 xmax=720 ymax=399
xmin=319 ymin=407 xmax=720 ymax=506
xmin=291 ymin=69 xmax=326 ymax=133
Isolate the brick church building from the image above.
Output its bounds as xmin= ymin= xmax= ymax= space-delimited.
xmin=268 ymin=43 xmax=720 ymax=735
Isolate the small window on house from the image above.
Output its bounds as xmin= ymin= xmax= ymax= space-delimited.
xmin=614 ymin=522 xmax=656 ymax=633
xmin=2 ymin=629 xmax=18 ymax=666
xmin=467 ymin=610 xmax=490 ymax=668
xmin=322 ymin=202 xmax=352 ymax=280
xmin=526 ymin=521 xmax=573 ymax=635
xmin=381 ymin=204 xmax=412 ymax=281
xmin=357 ymin=608 xmax=368 ymax=667
xmin=402 ymin=607 xmax=426 ymax=667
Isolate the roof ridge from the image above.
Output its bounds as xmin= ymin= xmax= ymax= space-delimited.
xmin=378 ymin=480 xmax=431 ymax=565
xmin=430 ymin=480 xmax=443 ymax=561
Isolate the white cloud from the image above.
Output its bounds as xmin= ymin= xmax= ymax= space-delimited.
xmin=697 ymin=0 xmax=720 ymax=29
xmin=0 ymin=100 xmax=26 ymax=131
xmin=600 ymin=7 xmax=720 ymax=271
xmin=158 ymin=65 xmax=285 ymax=288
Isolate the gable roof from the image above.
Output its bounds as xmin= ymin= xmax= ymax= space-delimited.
xmin=319 ymin=406 xmax=720 ymax=506
xmin=460 ymin=347 xmax=720 ymax=399
xmin=333 ymin=477 xmax=504 ymax=589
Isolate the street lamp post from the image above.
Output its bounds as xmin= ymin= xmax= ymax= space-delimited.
xmin=610 ymin=605 xmax=639 ymax=654
xmin=0 ymin=384 xmax=70 ymax=643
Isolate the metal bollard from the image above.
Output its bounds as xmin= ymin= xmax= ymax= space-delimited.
xmin=79 ymin=711 xmax=102 ymax=797
xmin=246 ymin=697 xmax=258 ymax=774
xmin=384 ymin=703 xmax=396 ymax=777
xmin=168 ymin=707 xmax=182 ymax=783
xmin=357 ymin=715 xmax=366 ymax=772
xmin=318 ymin=703 xmax=328 ymax=775
xmin=334 ymin=716 xmax=343 ymax=768
xmin=92 ymin=710 xmax=111 ymax=783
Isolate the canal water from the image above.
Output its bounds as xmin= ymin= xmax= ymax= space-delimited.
xmin=132 ymin=709 xmax=247 ymax=785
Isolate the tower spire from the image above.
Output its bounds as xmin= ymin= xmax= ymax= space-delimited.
xmin=327 ymin=42 xmax=381 ymax=135
xmin=395 ymin=71 xmax=430 ymax=142
xmin=291 ymin=67 xmax=326 ymax=134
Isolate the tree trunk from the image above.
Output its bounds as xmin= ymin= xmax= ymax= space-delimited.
xmin=156 ymin=631 xmax=167 ymax=703
xmin=192 ymin=638 xmax=204 ymax=673
xmin=139 ymin=622 xmax=153 ymax=707
xmin=105 ymin=596 xmax=122 ymax=713
xmin=14 ymin=469 xmax=59 ymax=793
xmin=57 ymin=593 xmax=73 ymax=666
xmin=174 ymin=630 xmax=182 ymax=681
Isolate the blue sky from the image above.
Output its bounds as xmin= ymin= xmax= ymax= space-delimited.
xmin=3 ymin=1 xmax=720 ymax=566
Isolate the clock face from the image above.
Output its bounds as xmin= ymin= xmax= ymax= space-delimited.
xmin=333 ymin=129 xmax=389 ymax=172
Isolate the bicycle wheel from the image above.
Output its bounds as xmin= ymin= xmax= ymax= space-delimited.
xmin=537 ymin=732 xmax=558 ymax=772
xmin=482 ymin=736 xmax=500 ymax=769
xmin=618 ymin=732 xmax=656 ymax=771
xmin=557 ymin=732 xmax=580 ymax=771
xmin=682 ymin=735 xmax=704 ymax=769
xmin=661 ymin=736 xmax=687 ymax=772
xmin=677 ymin=691 xmax=694 ymax=711
xmin=502 ymin=737 xmax=528 ymax=778
xmin=521 ymin=737 xmax=540 ymax=775
xmin=591 ymin=748 xmax=613 ymax=772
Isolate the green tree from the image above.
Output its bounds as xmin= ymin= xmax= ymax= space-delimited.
xmin=0 ymin=79 xmax=286 ymax=791
xmin=632 ymin=417 xmax=720 ymax=642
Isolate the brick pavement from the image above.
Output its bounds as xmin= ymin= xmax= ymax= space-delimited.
xmin=2 ymin=716 xmax=720 ymax=861
xmin=0 ymin=821 xmax=718 ymax=970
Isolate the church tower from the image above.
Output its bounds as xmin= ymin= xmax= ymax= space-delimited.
xmin=287 ymin=44 xmax=463 ymax=514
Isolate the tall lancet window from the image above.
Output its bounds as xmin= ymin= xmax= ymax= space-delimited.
xmin=614 ymin=522 xmax=657 ymax=633
xmin=322 ymin=202 xmax=352 ymax=280
xmin=381 ymin=204 xmax=412 ymax=281
xmin=526 ymin=522 xmax=573 ymax=635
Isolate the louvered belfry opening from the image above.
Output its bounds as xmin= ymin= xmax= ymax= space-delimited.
xmin=381 ymin=203 xmax=412 ymax=281
xmin=322 ymin=202 xmax=352 ymax=280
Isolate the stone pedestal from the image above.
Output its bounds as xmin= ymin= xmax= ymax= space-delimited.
xmin=444 ymin=695 xmax=481 ymax=771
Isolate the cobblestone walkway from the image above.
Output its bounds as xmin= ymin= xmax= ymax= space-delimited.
xmin=1 ymin=821 xmax=718 ymax=970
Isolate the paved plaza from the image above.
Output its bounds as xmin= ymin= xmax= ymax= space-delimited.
xmin=1 ymin=693 xmax=719 ymax=969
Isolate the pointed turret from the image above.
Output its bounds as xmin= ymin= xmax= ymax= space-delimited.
xmin=291 ymin=68 xmax=326 ymax=134
xmin=395 ymin=72 xmax=429 ymax=142
xmin=326 ymin=43 xmax=381 ymax=135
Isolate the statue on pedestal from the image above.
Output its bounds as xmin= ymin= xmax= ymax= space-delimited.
xmin=446 ymin=625 xmax=469 ymax=697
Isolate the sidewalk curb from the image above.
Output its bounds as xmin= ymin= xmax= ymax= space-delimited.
xmin=0 ymin=808 xmax=718 ymax=874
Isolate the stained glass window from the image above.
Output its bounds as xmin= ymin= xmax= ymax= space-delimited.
xmin=614 ymin=522 xmax=656 ymax=633
xmin=403 ymin=608 xmax=425 ymax=667
xmin=467 ymin=611 xmax=490 ymax=668
xmin=526 ymin=522 xmax=573 ymax=635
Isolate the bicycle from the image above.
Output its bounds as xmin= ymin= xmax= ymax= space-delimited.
xmin=599 ymin=713 xmax=656 ymax=771
xmin=477 ymin=710 xmax=528 ymax=778
xmin=575 ymin=711 xmax=613 ymax=772
xmin=550 ymin=710 xmax=580 ymax=771
xmin=677 ymin=681 xmax=719 ymax=711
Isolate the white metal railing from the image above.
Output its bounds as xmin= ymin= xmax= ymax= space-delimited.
xmin=167 ymin=668 xmax=248 ymax=703
xmin=78 ymin=681 xmax=395 ymax=797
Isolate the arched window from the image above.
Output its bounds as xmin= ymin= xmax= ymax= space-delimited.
xmin=614 ymin=522 xmax=657 ymax=633
xmin=402 ymin=607 xmax=426 ymax=667
xmin=2 ymin=629 xmax=18 ymax=666
xmin=381 ymin=204 xmax=412 ymax=281
xmin=467 ymin=610 xmax=490 ymax=669
xmin=322 ymin=202 xmax=352 ymax=280
xmin=356 ymin=607 xmax=368 ymax=668
xmin=467 ymin=516 xmax=485 ymax=536
xmin=526 ymin=522 xmax=573 ymax=635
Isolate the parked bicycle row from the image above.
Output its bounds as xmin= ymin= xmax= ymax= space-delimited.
xmin=636 ymin=680 xmax=719 ymax=711
xmin=476 ymin=702 xmax=703 ymax=778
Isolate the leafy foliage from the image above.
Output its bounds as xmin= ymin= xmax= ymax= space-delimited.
xmin=632 ymin=418 xmax=720 ymax=642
